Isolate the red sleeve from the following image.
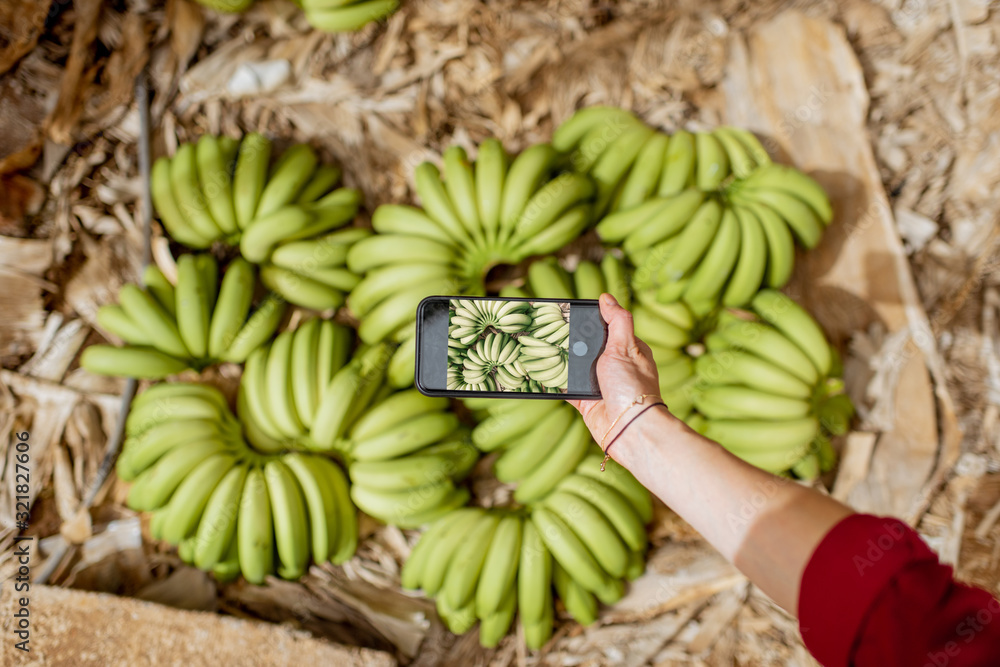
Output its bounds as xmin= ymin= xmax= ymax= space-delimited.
xmin=798 ymin=513 xmax=1000 ymax=667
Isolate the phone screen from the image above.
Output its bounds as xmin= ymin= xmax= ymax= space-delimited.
xmin=415 ymin=296 xmax=606 ymax=399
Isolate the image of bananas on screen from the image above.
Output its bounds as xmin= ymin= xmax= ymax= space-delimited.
xmin=447 ymin=299 xmax=570 ymax=393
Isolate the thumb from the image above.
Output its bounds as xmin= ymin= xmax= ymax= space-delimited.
xmin=600 ymin=293 xmax=636 ymax=350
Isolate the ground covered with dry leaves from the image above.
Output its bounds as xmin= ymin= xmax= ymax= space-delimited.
xmin=1 ymin=0 xmax=1000 ymax=665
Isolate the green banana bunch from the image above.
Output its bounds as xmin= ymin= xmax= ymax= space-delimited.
xmin=401 ymin=509 xmax=523 ymax=647
xmin=343 ymin=388 xmax=474 ymax=528
xmin=348 ymin=140 xmax=598 ymax=387
xmin=119 ymin=382 xmax=359 ymax=583
xmin=554 ymin=106 xmax=772 ymax=214
xmin=84 ymin=255 xmax=286 ymax=379
xmin=151 ymin=134 xmax=367 ymax=311
xmin=557 ymin=107 xmax=832 ymax=308
xmin=452 ymin=331 xmax=525 ymax=391
xmin=689 ymin=289 xmax=852 ymax=477
xmin=398 ymin=447 xmax=651 ymax=647
xmin=239 ymin=318 xmax=352 ymax=448
xmin=601 ymin=180 xmax=829 ymax=308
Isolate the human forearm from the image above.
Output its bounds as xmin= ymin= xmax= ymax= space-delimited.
xmin=612 ymin=406 xmax=852 ymax=612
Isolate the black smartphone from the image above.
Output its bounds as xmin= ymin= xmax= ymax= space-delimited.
xmin=415 ymin=296 xmax=606 ymax=399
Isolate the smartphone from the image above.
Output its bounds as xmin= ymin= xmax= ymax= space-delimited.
xmin=415 ymin=296 xmax=606 ymax=399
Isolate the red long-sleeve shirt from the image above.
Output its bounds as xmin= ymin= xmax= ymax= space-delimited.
xmin=799 ymin=514 xmax=1000 ymax=666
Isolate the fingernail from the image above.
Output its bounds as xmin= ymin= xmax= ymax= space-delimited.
xmin=601 ymin=293 xmax=617 ymax=305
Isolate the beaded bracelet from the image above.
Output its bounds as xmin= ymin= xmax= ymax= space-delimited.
xmin=599 ymin=393 xmax=666 ymax=471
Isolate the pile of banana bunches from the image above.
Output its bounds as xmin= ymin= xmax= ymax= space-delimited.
xmin=194 ymin=0 xmax=400 ymax=33
xmin=84 ymin=106 xmax=853 ymax=650
xmin=447 ymin=299 xmax=571 ymax=393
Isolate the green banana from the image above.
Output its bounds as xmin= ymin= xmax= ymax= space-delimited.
xmin=695 ymin=386 xmax=812 ymax=421
xmin=695 ymin=351 xmax=813 ymax=399
xmin=658 ymin=130 xmax=696 ymax=196
xmin=151 ymin=157 xmax=211 ymax=248
xmin=290 ymin=319 xmax=321 ymax=428
xmin=170 ymin=143 xmax=223 ymax=241
xmin=544 ymin=490 xmax=629 ymax=578
xmin=470 ymin=399 xmax=561 ymax=451
xmin=474 ymin=138 xmax=507 ymax=243
xmin=681 ymin=206 xmax=741 ymax=304
xmin=750 ymin=289 xmax=832 ymax=376
xmin=499 ymin=143 xmax=558 ymax=240
xmin=616 ymin=132 xmax=669 ymax=211
xmin=81 ymin=345 xmax=188 ymax=379
xmin=175 ymin=255 xmax=212 ymax=359
xmin=493 ymin=406 xmax=575 ymax=482
xmin=220 ymin=293 xmax=286 ymax=363
xmin=513 ymin=417 xmax=591 ymax=504
xmin=208 ymin=258 xmax=255 ymax=358
xmin=518 ymin=518 xmax=552 ymax=625
xmin=264 ymin=332 xmax=306 ymax=438
xmin=160 ymin=453 xmax=236 ymax=544
xmin=126 ymin=438 xmax=232 ymax=511
xmin=737 ymin=187 xmax=823 ymax=248
xmin=442 ymin=512 xmax=500 ymax=608
xmin=260 ymin=265 xmax=344 ymax=312
xmin=193 ymin=463 xmax=248 ymax=570
xmin=479 ymin=586 xmax=517 ymax=648
xmin=443 ymin=146 xmax=485 ymax=248
xmin=556 ymin=474 xmax=647 ymax=551
xmin=740 ymin=163 xmax=832 ymax=224
xmin=694 ymin=131 xmax=730 ymax=190
xmin=238 ymin=466 xmax=275 ymax=584
xmin=531 ymin=506 xmax=608 ymax=594
xmin=118 ymin=418 xmax=226 ymax=481
xmin=233 ymin=133 xmax=272 ymax=229
xmin=475 ymin=514 xmax=522 ymax=617
xmin=349 ymin=388 xmax=449 ymax=441
xmin=721 ymin=204 xmax=768 ymax=307
xmin=400 ymin=510 xmax=469 ymax=590
xmin=351 ymin=480 xmax=457 ymax=527
xmin=195 ymin=135 xmax=238 ymax=235
xmin=142 ymin=264 xmax=177 ymax=318
xmin=241 ymin=346 xmax=287 ymax=442
xmin=119 ymin=284 xmax=190 ymax=359
xmin=240 ymin=206 xmax=313 ymax=264
xmin=256 ymin=144 xmax=318 ymax=219
xmin=621 ymin=189 xmax=705 ymax=259
xmin=716 ymin=321 xmax=819 ymax=385
xmin=349 ymin=412 xmax=460 ymax=461
xmin=296 ymin=164 xmax=342 ymax=204
xmin=655 ymin=198 xmax=723 ymax=284
xmin=284 ymin=453 xmax=339 ymax=564
xmin=553 ymin=560 xmax=598 ymax=625
xmin=96 ymin=305 xmax=152 ymax=346
xmin=265 ymin=459 xmax=311 ymax=579
xmin=370 ymin=204 xmax=454 ymax=245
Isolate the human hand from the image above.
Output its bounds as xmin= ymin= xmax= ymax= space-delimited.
xmin=567 ymin=294 xmax=662 ymax=447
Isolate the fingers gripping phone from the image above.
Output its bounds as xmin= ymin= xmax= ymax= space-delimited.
xmin=415 ymin=296 xmax=606 ymax=399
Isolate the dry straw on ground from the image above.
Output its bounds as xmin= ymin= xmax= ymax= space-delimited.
xmin=1 ymin=0 xmax=999 ymax=665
